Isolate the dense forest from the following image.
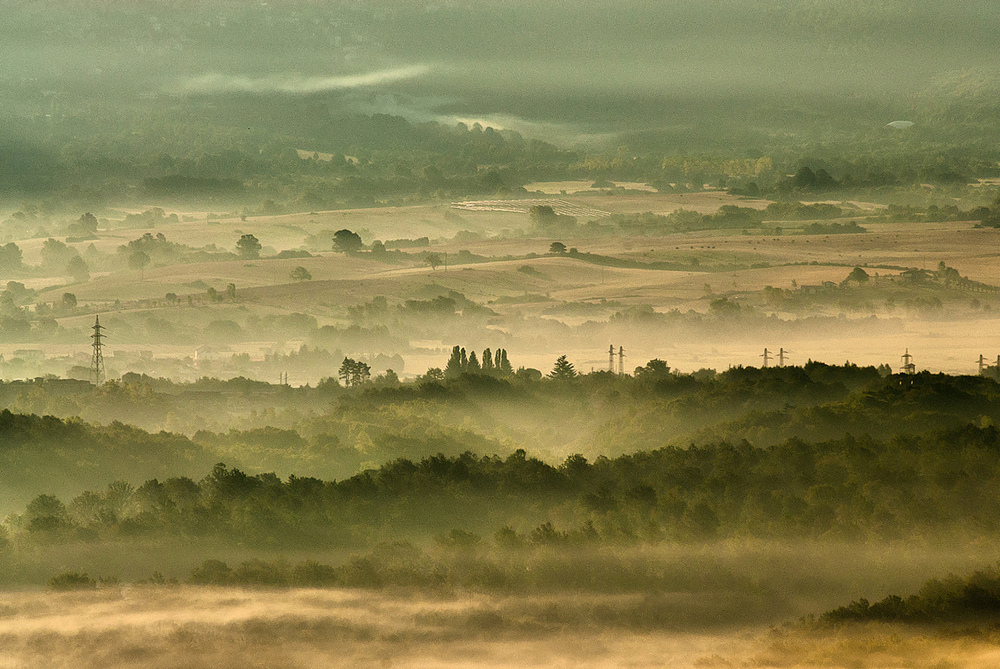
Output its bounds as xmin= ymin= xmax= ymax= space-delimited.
xmin=10 ymin=359 xmax=1000 ymax=505
xmin=5 ymin=364 xmax=1000 ymax=588
xmin=11 ymin=421 xmax=1000 ymax=551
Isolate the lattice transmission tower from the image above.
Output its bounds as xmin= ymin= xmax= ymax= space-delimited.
xmin=91 ymin=315 xmax=106 ymax=385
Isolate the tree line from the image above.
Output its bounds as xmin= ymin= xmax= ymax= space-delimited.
xmin=444 ymin=346 xmax=513 ymax=379
xmin=11 ymin=421 xmax=1000 ymax=552
xmin=822 ymin=564 xmax=1000 ymax=624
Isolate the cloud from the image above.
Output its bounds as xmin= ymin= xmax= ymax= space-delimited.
xmin=174 ymin=65 xmax=431 ymax=94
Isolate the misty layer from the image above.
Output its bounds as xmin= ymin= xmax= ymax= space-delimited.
xmin=0 ymin=583 xmax=997 ymax=669
xmin=0 ymin=587 xmax=788 ymax=669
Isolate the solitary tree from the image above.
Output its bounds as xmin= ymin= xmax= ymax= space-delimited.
xmin=846 ymin=267 xmax=870 ymax=284
xmin=66 ymin=256 xmax=89 ymax=283
xmin=41 ymin=238 xmax=75 ymax=273
xmin=635 ymin=359 xmax=671 ymax=379
xmin=498 ymin=349 xmax=512 ymax=376
xmin=352 ymin=360 xmax=371 ymax=386
xmin=236 ymin=234 xmax=261 ymax=260
xmin=424 ymin=252 xmax=443 ymax=270
xmin=77 ymin=212 xmax=98 ymax=234
xmin=421 ymin=367 xmax=445 ymax=383
xmin=26 ymin=493 xmax=69 ymax=531
xmin=548 ymin=355 xmax=577 ymax=380
xmin=529 ymin=205 xmax=557 ymax=227
xmin=333 ymin=229 xmax=363 ymax=254
xmin=981 ymin=192 xmax=1000 ymax=227
xmin=0 ymin=243 xmax=22 ymax=271
xmin=549 ymin=241 xmax=567 ymax=254
xmin=338 ymin=358 xmax=353 ymax=386
xmin=290 ymin=266 xmax=312 ymax=281
xmin=445 ymin=345 xmax=464 ymax=378
xmin=129 ymin=250 xmax=150 ymax=280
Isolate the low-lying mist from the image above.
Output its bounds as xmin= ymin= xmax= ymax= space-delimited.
xmin=2 ymin=570 xmax=999 ymax=669
xmin=0 ymin=587 xmax=768 ymax=669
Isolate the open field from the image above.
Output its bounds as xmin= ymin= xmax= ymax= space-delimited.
xmin=526 ymin=180 xmax=660 ymax=194
xmin=0 ymin=189 xmax=1000 ymax=374
xmin=33 ymin=217 xmax=1000 ymax=307
xmin=11 ymin=189 xmax=781 ymax=264
xmin=0 ymin=189 xmax=998 ymax=381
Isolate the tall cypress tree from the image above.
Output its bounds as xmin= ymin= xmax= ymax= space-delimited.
xmin=499 ymin=349 xmax=513 ymax=376
xmin=445 ymin=345 xmax=463 ymax=379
